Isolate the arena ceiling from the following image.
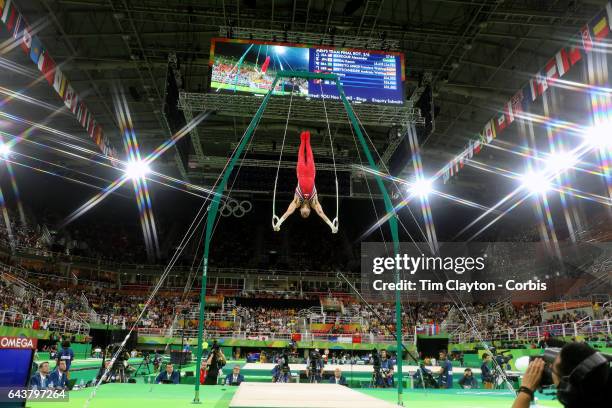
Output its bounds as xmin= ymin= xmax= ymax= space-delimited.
xmin=2 ymin=0 xmax=607 ymax=196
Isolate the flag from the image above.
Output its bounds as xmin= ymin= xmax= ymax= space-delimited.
xmin=555 ymin=49 xmax=570 ymax=77
xmin=443 ymin=169 xmax=450 ymax=184
xmin=474 ymin=139 xmax=482 ymax=154
xmin=449 ymin=162 xmax=454 ymax=177
xmin=581 ymin=25 xmax=593 ymax=52
xmin=510 ymin=89 xmax=524 ymax=121
xmin=20 ymin=25 xmax=31 ymax=53
xmin=5 ymin=7 xmax=15 ymax=31
xmin=29 ymin=35 xmax=43 ymax=65
xmin=496 ymin=112 xmax=506 ymax=132
xmin=468 ymin=140 xmax=474 ymax=158
xmin=568 ymin=46 xmax=582 ymax=66
xmin=483 ymin=119 xmax=496 ymax=143
xmin=10 ymin=11 xmax=22 ymax=38
xmin=607 ymin=2 xmax=612 ymax=30
xmin=352 ymin=334 xmax=362 ymax=344
xmin=592 ymin=11 xmax=609 ymax=40
xmin=0 ymin=0 xmax=9 ymax=22
xmin=53 ymin=67 xmax=66 ymax=97
xmin=544 ymin=56 xmax=559 ymax=82
xmin=41 ymin=52 xmax=56 ymax=85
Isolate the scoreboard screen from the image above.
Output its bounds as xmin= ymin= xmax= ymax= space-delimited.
xmin=209 ymin=38 xmax=405 ymax=105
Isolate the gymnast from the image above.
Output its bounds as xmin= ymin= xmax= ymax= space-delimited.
xmin=274 ymin=130 xmax=337 ymax=233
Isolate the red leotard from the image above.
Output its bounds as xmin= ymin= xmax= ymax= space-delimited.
xmin=296 ymin=130 xmax=316 ymax=201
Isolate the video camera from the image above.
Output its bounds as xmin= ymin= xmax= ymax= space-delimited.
xmin=531 ymin=347 xmax=612 ymax=389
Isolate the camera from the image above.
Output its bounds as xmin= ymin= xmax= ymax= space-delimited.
xmin=529 ymin=347 xmax=560 ymax=387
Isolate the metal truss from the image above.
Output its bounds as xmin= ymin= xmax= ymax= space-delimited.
xmin=179 ymin=92 xmax=424 ymax=127
xmin=191 ymin=157 xmax=353 ymax=172
xmin=218 ymin=26 xmax=400 ymax=51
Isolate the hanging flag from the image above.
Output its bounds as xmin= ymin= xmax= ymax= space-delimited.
xmin=555 ymin=49 xmax=570 ymax=77
xmin=468 ymin=140 xmax=474 ymax=158
xmin=474 ymin=139 xmax=482 ymax=154
xmin=20 ymin=24 xmax=31 ymax=53
xmin=0 ymin=0 xmax=11 ymax=24
xmin=567 ymin=46 xmax=582 ymax=66
xmin=496 ymin=112 xmax=507 ymax=132
xmin=483 ymin=119 xmax=496 ymax=143
xmin=261 ymin=55 xmax=271 ymax=73
xmin=581 ymin=25 xmax=593 ymax=52
xmin=607 ymin=2 xmax=612 ymax=30
xmin=40 ymin=52 xmax=56 ymax=85
xmin=592 ymin=11 xmax=610 ymax=40
xmin=5 ymin=6 xmax=15 ymax=31
xmin=29 ymin=35 xmax=42 ymax=65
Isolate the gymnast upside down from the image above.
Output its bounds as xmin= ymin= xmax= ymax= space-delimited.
xmin=274 ymin=130 xmax=338 ymax=233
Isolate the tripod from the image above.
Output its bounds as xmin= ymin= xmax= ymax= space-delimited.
xmin=134 ymin=355 xmax=152 ymax=378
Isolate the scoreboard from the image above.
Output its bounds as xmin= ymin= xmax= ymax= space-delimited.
xmin=210 ymin=38 xmax=405 ymax=105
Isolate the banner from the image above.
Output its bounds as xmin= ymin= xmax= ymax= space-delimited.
xmin=0 ymin=0 xmax=118 ymax=163
xmin=441 ymin=1 xmax=612 ymax=183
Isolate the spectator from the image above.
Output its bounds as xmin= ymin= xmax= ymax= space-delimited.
xmin=155 ymin=363 xmax=179 ymax=384
xmin=224 ymin=365 xmax=244 ymax=386
xmin=458 ymin=368 xmax=477 ymax=389
xmin=48 ymin=361 xmax=68 ymax=389
xmin=29 ymin=361 xmax=50 ymax=389
xmin=329 ymin=368 xmax=347 ymax=386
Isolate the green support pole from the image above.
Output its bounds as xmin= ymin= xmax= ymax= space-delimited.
xmin=193 ymin=71 xmax=403 ymax=405
xmin=193 ymin=76 xmax=280 ymax=403
xmin=336 ymin=79 xmax=403 ymax=406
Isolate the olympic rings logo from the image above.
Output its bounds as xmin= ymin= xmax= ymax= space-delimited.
xmin=220 ymin=199 xmax=253 ymax=218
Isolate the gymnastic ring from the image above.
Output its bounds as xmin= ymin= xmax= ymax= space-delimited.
xmin=220 ymin=202 xmax=233 ymax=217
xmin=240 ymin=201 xmax=252 ymax=213
xmin=233 ymin=206 xmax=246 ymax=218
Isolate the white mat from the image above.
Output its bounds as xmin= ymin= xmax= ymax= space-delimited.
xmin=229 ymin=382 xmax=399 ymax=408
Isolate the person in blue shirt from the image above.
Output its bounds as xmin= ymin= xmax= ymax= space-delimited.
xmin=377 ymin=350 xmax=395 ymax=388
xmin=436 ymin=350 xmax=453 ymax=389
xmin=224 ymin=365 xmax=245 ymax=386
xmin=155 ymin=363 xmax=180 ymax=384
xmin=57 ymin=341 xmax=74 ymax=373
xmin=29 ymin=362 xmax=51 ymax=389
xmin=458 ymin=368 xmax=478 ymax=389
xmin=481 ymin=354 xmax=494 ymax=389
xmin=48 ymin=361 xmax=69 ymax=389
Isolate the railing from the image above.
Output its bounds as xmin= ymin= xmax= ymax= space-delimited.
xmin=135 ymin=327 xmax=415 ymax=344
xmin=451 ymin=318 xmax=611 ymax=344
xmin=0 ymin=310 xmax=90 ymax=336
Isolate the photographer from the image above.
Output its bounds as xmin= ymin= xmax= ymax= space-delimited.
xmin=374 ymin=350 xmax=394 ymax=388
xmin=436 ymin=350 xmax=453 ymax=389
xmin=458 ymin=368 xmax=478 ymax=389
xmin=512 ymin=342 xmax=611 ymax=408
xmin=306 ymin=349 xmax=324 ymax=383
xmin=204 ymin=342 xmax=226 ymax=385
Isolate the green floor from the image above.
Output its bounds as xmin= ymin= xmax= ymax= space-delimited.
xmin=25 ymin=384 xmax=562 ymax=408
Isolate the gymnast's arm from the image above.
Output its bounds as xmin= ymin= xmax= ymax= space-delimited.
xmin=312 ymin=196 xmax=337 ymax=233
xmin=275 ymin=195 xmax=299 ymax=231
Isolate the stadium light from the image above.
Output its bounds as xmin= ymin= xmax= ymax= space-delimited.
xmin=410 ymin=177 xmax=433 ymax=198
xmin=274 ymin=46 xmax=287 ymax=55
xmin=0 ymin=143 xmax=10 ymax=157
xmin=124 ymin=160 xmax=150 ymax=180
xmin=521 ymin=171 xmax=551 ymax=195
xmin=585 ymin=121 xmax=612 ymax=150
xmin=546 ymin=151 xmax=576 ymax=173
